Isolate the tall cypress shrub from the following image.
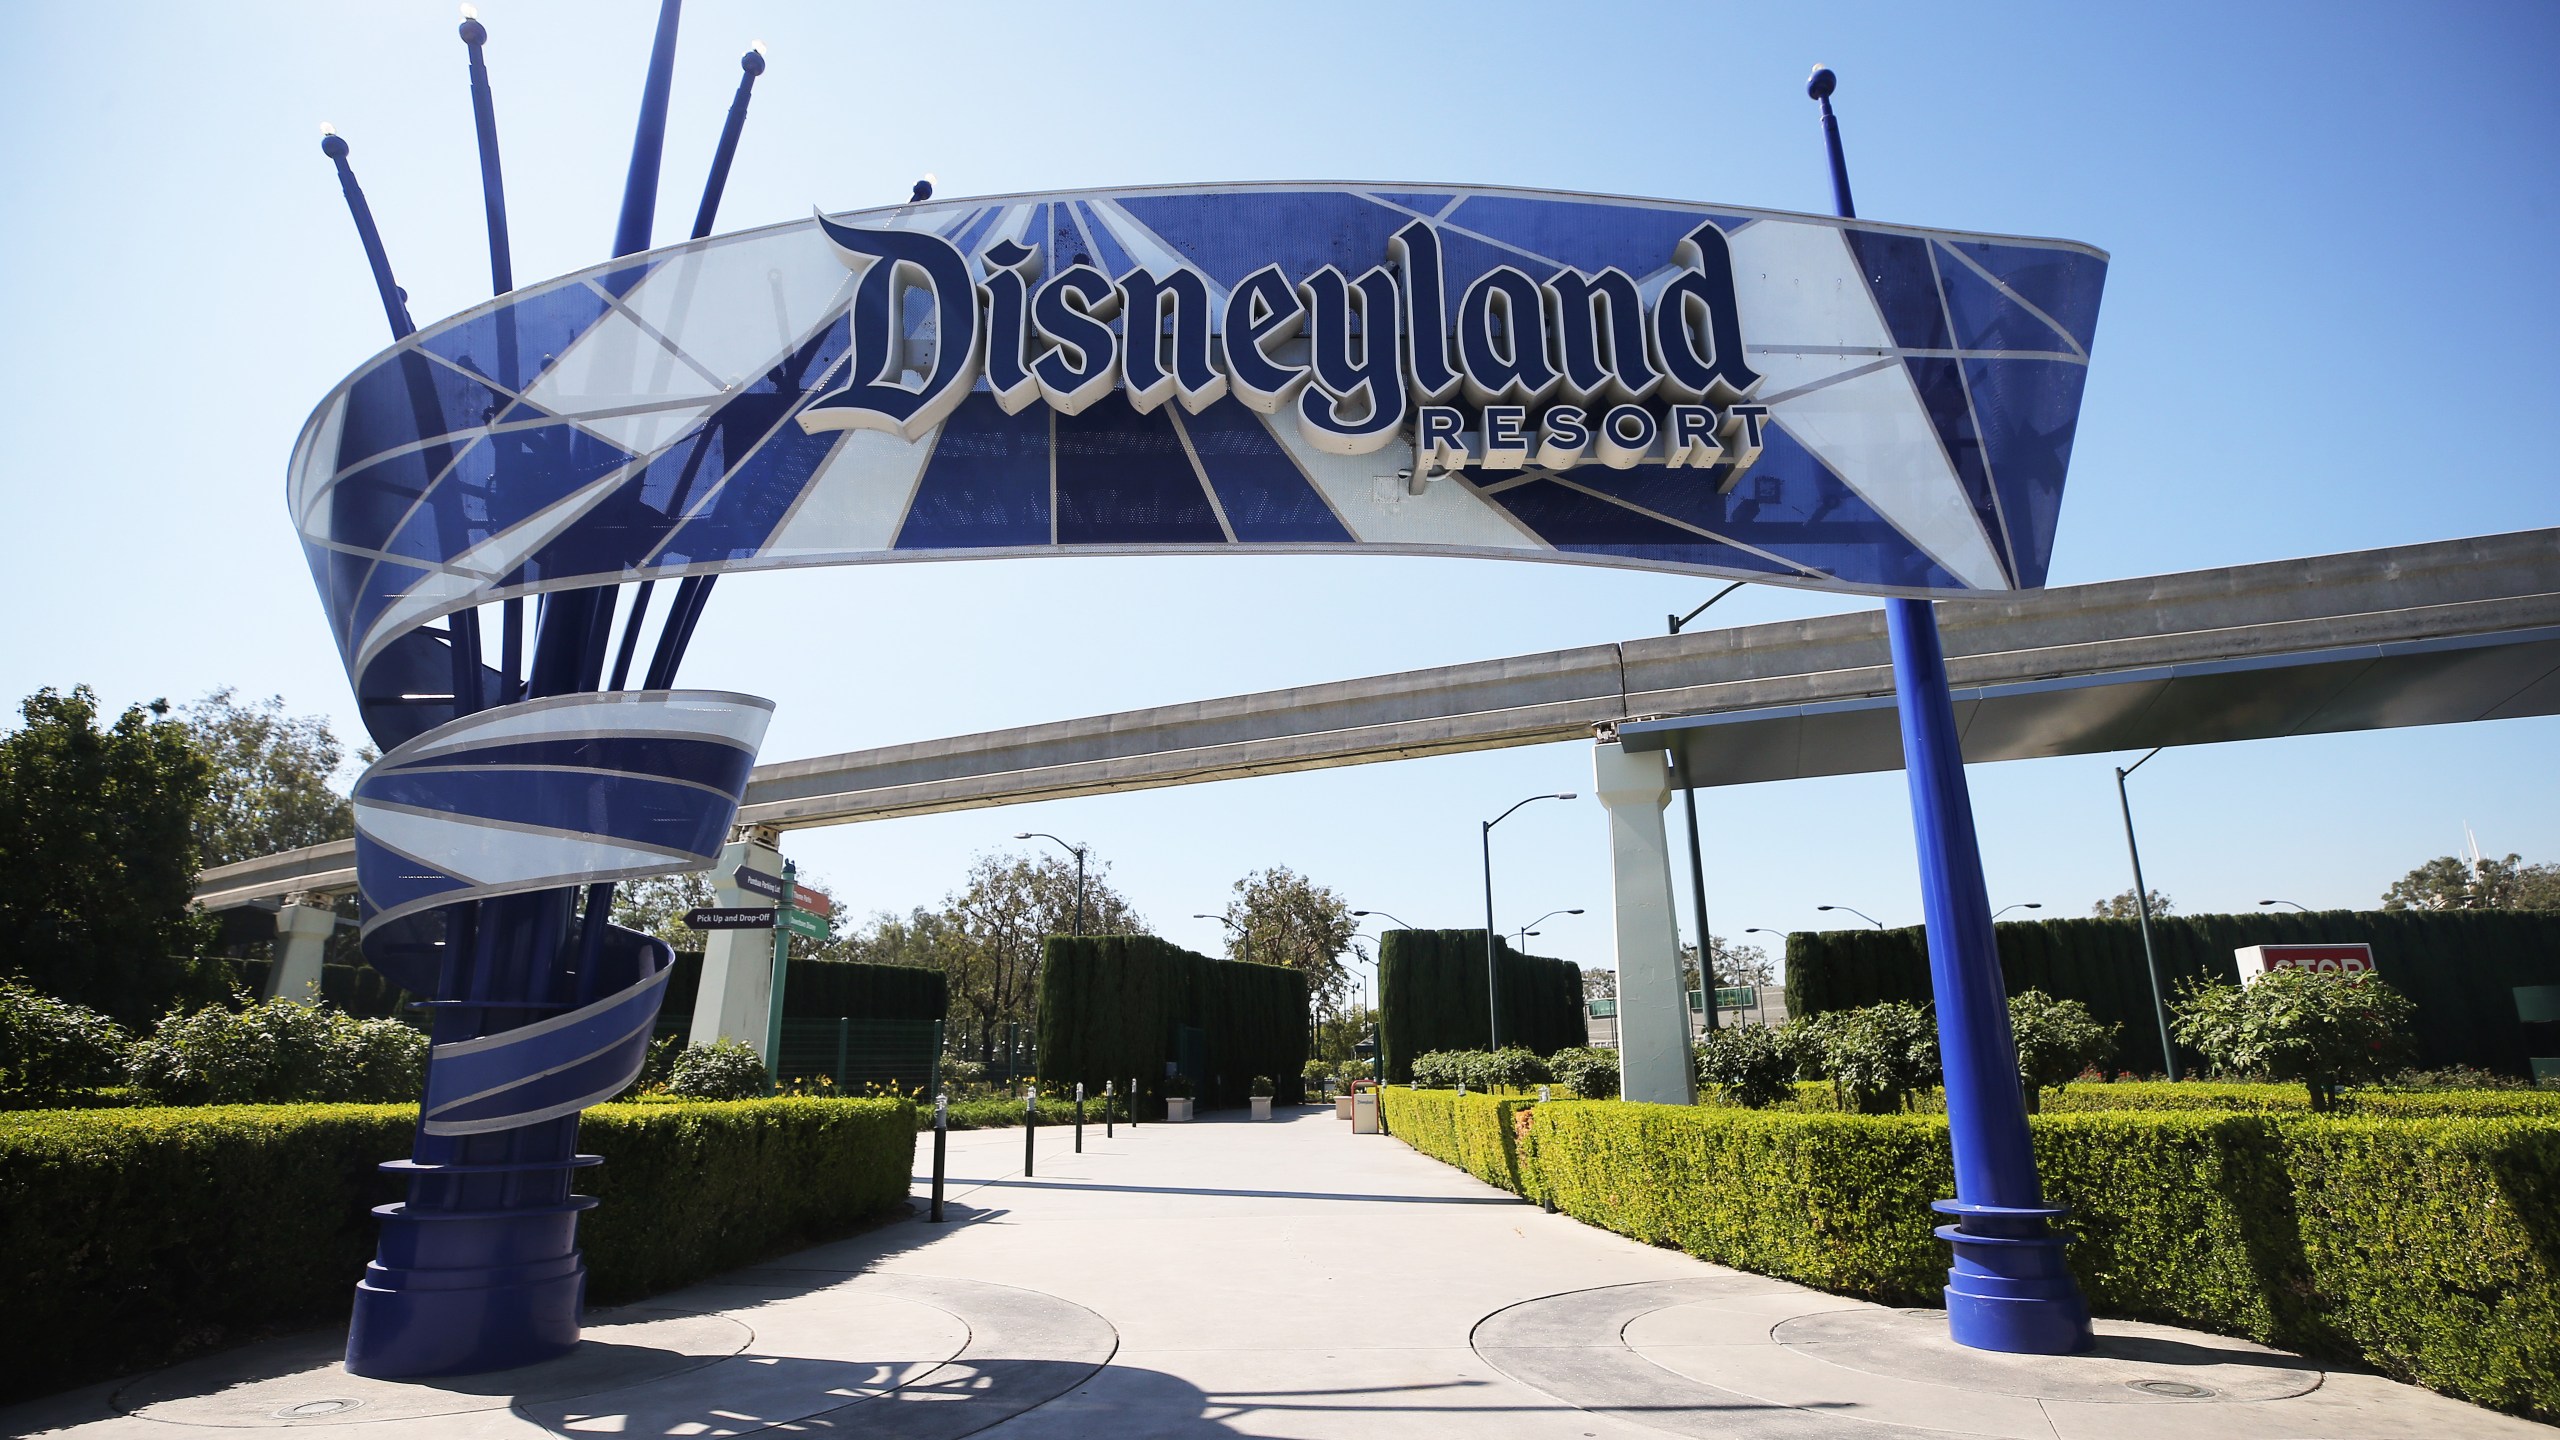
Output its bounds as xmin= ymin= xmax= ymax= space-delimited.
xmin=1034 ymin=935 xmax=1307 ymax=1110
xmin=1782 ymin=910 xmax=2560 ymax=1076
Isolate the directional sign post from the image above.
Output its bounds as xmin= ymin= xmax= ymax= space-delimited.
xmin=684 ymin=906 xmax=775 ymax=930
xmin=763 ymin=862 xmax=800 ymax=1084
xmin=732 ymin=865 xmax=785 ymax=901
xmin=778 ymin=908 xmax=830 ymax=940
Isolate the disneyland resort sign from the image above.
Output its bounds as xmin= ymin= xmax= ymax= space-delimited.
xmin=804 ymin=212 xmax=1772 ymax=479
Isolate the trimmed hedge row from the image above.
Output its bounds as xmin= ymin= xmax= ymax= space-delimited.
xmin=1783 ymin=909 xmax=2560 ymax=1075
xmin=1035 ymin=934 xmax=1308 ymax=1111
xmin=1378 ymin=1089 xmax=2560 ymax=1419
xmin=1377 ymin=929 xmax=1583 ymax=1082
xmin=663 ymin=952 xmax=948 ymax=1024
xmin=1747 ymin=1079 xmax=2560 ymax=1118
xmin=0 ymin=1096 xmax=915 ymax=1401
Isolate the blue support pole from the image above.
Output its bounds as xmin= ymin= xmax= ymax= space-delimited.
xmin=1811 ymin=65 xmax=2091 ymax=1355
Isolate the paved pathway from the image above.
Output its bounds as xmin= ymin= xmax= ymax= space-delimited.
xmin=7 ymin=1105 xmax=2545 ymax=1437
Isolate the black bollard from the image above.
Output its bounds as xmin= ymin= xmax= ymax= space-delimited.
xmin=1130 ymin=1076 xmax=1140 ymax=1128
xmin=1105 ymin=1081 xmax=1115 ymax=1138
xmin=1075 ymin=1082 xmax=1085 ymax=1154
xmin=1023 ymin=1087 xmax=1036 ymax=1177
xmin=930 ymin=1092 xmax=947 ymax=1222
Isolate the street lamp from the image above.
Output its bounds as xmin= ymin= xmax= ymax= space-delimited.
xmin=1481 ymin=791 xmax=1577 ymax=1048
xmin=1351 ymin=908 xmax=1414 ymax=929
xmin=2113 ymin=748 xmax=2179 ymax=1082
xmin=1194 ymin=912 xmax=1245 ymax=961
xmin=1515 ymin=907 xmax=1585 ymax=948
xmin=1992 ymin=903 xmax=2045 ymax=921
xmin=2258 ymin=899 xmax=2309 ymax=912
xmin=1817 ymin=904 xmax=1884 ymax=929
xmin=1014 ymin=832 xmax=1088 ymax=935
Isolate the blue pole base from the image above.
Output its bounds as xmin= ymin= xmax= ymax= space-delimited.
xmin=343 ymin=1199 xmax=594 ymax=1378
xmin=1931 ymin=1200 xmax=2093 ymax=1355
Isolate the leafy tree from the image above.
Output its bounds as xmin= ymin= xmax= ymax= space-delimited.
xmin=1793 ymin=1001 xmax=1940 ymax=1113
xmin=2169 ymin=970 xmax=2415 ymax=1112
xmin=2382 ymin=853 xmax=2560 ymax=912
xmin=614 ymin=866 xmax=880 ymax=965
xmin=0 ymin=979 xmax=129 ymax=1102
xmin=1221 ymin=865 xmax=1355 ymax=1007
xmin=2091 ymin=888 xmax=2174 ymax=919
xmin=943 ymin=849 xmax=1141 ymax=1064
xmin=1582 ymin=967 xmax=1617 ymax=1003
xmin=612 ymin=870 xmax=719 ymax=949
xmin=2007 ymin=989 xmax=2117 ymax=1113
xmin=1677 ymin=935 xmax=1775 ymax=996
xmin=1696 ymin=1022 xmax=1795 ymax=1107
xmin=0 ymin=687 xmax=218 ymax=1024
xmin=177 ymin=689 xmax=357 ymax=870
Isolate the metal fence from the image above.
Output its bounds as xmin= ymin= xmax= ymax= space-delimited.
xmin=774 ymin=1017 xmax=943 ymax=1096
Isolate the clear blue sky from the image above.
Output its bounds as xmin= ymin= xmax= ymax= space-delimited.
xmin=4 ymin=2 xmax=2555 ymax=979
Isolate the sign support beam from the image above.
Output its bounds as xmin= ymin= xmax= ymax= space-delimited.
xmin=1811 ymin=64 xmax=2092 ymax=1356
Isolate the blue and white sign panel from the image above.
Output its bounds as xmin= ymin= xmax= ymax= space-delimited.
xmin=295 ymin=183 xmax=2103 ymax=713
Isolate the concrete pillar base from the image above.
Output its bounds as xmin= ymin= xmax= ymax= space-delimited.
xmin=270 ymin=898 xmax=338 ymax=1004
xmin=1593 ymin=742 xmax=1696 ymax=1106
xmin=689 ymin=829 xmax=784 ymax=1051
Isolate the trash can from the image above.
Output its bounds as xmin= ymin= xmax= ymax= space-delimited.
xmin=1334 ymin=1094 xmax=1354 ymax=1120
xmin=1352 ymin=1088 xmax=1379 ymax=1134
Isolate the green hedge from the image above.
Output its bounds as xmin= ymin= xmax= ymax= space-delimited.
xmin=1782 ymin=909 xmax=2560 ymax=1076
xmin=0 ymin=1096 xmax=914 ymax=1401
xmin=1745 ymin=1079 xmax=2560 ymax=1118
xmin=1380 ymin=1090 xmax=2560 ymax=1419
xmin=1376 ymin=929 xmax=1584 ymax=1082
xmin=1034 ymin=934 xmax=1308 ymax=1112
xmin=661 ymin=952 xmax=948 ymax=1025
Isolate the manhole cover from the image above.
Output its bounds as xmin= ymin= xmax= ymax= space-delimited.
xmin=2126 ymin=1380 xmax=2214 ymax=1399
xmin=275 ymin=1398 xmax=364 ymax=1418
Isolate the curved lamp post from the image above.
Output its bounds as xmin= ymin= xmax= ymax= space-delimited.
xmin=2257 ymin=899 xmax=2309 ymax=912
xmin=1992 ymin=903 xmax=2044 ymax=921
xmin=1015 ymin=832 xmax=1088 ymax=935
xmin=1817 ymin=904 xmax=1885 ymax=930
xmin=1515 ymin=907 xmax=1585 ymax=947
xmin=1481 ymin=792 xmax=1577 ymax=1048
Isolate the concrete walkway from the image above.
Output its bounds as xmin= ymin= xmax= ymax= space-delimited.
xmin=7 ymin=1106 xmax=2546 ymax=1438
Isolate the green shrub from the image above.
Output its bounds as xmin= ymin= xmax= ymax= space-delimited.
xmin=2173 ymin=970 xmax=2417 ymax=1111
xmin=1389 ymin=1096 xmax=2560 ymax=1420
xmin=1376 ymin=929 xmax=1584 ymax=1081
xmin=1407 ymin=1047 xmax=1549 ymax=1092
xmin=1409 ymin=1051 xmax=1465 ymax=1088
xmin=940 ymin=1056 xmax=988 ymax=1090
xmin=0 ymin=980 xmax=129 ymax=1103
xmin=2009 ymin=989 xmax=2117 ymax=1113
xmin=666 ymin=1038 xmax=771 ymax=1100
xmin=1301 ymin=1057 xmax=1334 ymax=1094
xmin=1546 ymin=1046 xmax=1620 ymax=1100
xmin=125 ymin=997 xmax=424 ymax=1104
xmin=2275 ymin=1116 xmax=2560 ymax=1412
xmin=0 ymin=1096 xmax=914 ymax=1402
xmin=1377 ymin=1086 xmax=1531 ymax=1194
xmin=1792 ymin=1001 xmax=1939 ymax=1113
xmin=577 ymin=1097 xmax=913 ymax=1301
xmin=1249 ymin=1074 xmax=1274 ymax=1098
xmin=1696 ymin=1024 xmax=1796 ymax=1108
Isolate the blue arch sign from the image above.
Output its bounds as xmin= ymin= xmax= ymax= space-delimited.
xmin=299 ymin=184 xmax=2104 ymax=736
xmin=306 ymin=182 xmax=2105 ymax=1377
